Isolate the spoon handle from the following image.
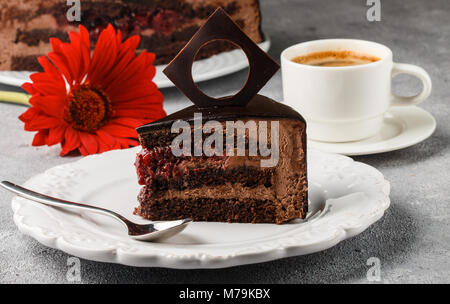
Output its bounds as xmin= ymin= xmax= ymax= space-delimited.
xmin=0 ymin=181 xmax=129 ymax=226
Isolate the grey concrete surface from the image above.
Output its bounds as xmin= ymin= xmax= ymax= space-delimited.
xmin=0 ymin=0 xmax=449 ymax=283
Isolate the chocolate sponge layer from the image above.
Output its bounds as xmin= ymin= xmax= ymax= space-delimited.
xmin=135 ymin=195 xmax=308 ymax=224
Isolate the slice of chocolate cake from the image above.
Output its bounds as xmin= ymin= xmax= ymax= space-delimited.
xmin=134 ymin=8 xmax=308 ymax=224
xmin=135 ymin=96 xmax=308 ymax=224
xmin=0 ymin=0 xmax=263 ymax=71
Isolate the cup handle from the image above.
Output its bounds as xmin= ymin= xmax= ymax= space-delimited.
xmin=391 ymin=63 xmax=432 ymax=106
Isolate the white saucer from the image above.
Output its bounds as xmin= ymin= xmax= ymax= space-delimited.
xmin=0 ymin=35 xmax=270 ymax=89
xmin=308 ymin=106 xmax=436 ymax=156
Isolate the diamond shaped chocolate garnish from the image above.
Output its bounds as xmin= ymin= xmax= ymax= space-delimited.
xmin=163 ymin=7 xmax=279 ymax=109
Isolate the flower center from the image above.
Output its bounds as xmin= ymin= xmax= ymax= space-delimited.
xmin=65 ymin=85 xmax=113 ymax=132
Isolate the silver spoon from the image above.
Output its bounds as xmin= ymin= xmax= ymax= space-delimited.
xmin=0 ymin=181 xmax=192 ymax=242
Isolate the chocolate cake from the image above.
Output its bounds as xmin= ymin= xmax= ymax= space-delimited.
xmin=0 ymin=0 xmax=263 ymax=71
xmin=134 ymin=8 xmax=308 ymax=224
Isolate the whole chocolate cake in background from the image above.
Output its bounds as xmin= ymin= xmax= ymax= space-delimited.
xmin=0 ymin=0 xmax=263 ymax=71
xmin=134 ymin=8 xmax=308 ymax=224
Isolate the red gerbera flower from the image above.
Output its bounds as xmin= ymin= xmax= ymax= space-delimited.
xmin=19 ymin=24 xmax=166 ymax=156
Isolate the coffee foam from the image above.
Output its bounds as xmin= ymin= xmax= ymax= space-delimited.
xmin=291 ymin=50 xmax=380 ymax=67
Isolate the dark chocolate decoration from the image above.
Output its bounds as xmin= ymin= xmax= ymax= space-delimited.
xmin=162 ymin=7 xmax=280 ymax=109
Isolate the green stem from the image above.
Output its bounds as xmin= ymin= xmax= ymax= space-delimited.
xmin=0 ymin=91 xmax=31 ymax=106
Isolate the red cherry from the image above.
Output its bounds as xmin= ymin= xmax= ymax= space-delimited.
xmin=134 ymin=13 xmax=150 ymax=28
xmin=152 ymin=10 xmax=179 ymax=34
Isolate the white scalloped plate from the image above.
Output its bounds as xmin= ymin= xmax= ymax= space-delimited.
xmin=0 ymin=37 xmax=270 ymax=89
xmin=10 ymin=147 xmax=390 ymax=269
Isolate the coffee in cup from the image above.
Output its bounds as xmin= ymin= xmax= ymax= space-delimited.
xmin=291 ymin=50 xmax=380 ymax=67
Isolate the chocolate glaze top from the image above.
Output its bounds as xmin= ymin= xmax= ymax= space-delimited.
xmin=137 ymin=94 xmax=306 ymax=134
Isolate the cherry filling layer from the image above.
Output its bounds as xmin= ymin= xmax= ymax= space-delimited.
xmin=135 ymin=146 xmax=226 ymax=187
xmin=58 ymin=8 xmax=180 ymax=40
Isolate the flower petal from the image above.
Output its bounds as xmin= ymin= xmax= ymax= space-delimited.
xmin=48 ymin=38 xmax=73 ymax=84
xmin=19 ymin=107 xmax=39 ymax=123
xmin=112 ymin=92 xmax=164 ymax=108
xmin=88 ymin=25 xmax=118 ymax=85
xmin=78 ymin=145 xmax=89 ymax=156
xmin=121 ymin=35 xmax=140 ymax=54
xmin=114 ymin=107 xmax=166 ymax=120
xmin=68 ymin=31 xmax=89 ymax=82
xmin=22 ymin=82 xmax=37 ymax=95
xmin=108 ymin=117 xmax=145 ymax=128
xmin=109 ymin=82 xmax=160 ymax=103
xmin=28 ymin=95 xmax=64 ymax=118
xmin=60 ymin=126 xmax=81 ymax=156
xmin=96 ymin=129 xmax=117 ymax=149
xmin=104 ymin=51 xmax=149 ymax=94
xmin=32 ymin=130 xmax=49 ymax=146
xmin=79 ymin=132 xmax=99 ymax=155
xmin=38 ymin=56 xmax=66 ymax=86
xmin=100 ymin=123 xmax=138 ymax=138
xmin=46 ymin=124 xmax=67 ymax=146
xmin=116 ymin=137 xmax=139 ymax=148
xmin=59 ymin=43 xmax=81 ymax=84
xmin=31 ymin=82 xmax=65 ymax=97
xmin=24 ymin=115 xmax=61 ymax=131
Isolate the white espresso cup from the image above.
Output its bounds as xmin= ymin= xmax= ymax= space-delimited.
xmin=281 ymin=39 xmax=432 ymax=142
